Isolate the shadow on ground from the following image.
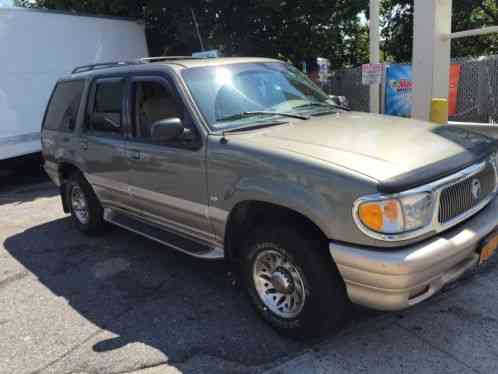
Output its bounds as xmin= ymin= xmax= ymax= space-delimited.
xmin=0 ymin=154 xmax=52 ymax=205
xmin=4 ymin=217 xmax=320 ymax=372
xmin=2 ymin=171 xmax=379 ymax=372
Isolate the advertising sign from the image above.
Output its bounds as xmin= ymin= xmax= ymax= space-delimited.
xmin=362 ymin=63 xmax=383 ymax=85
xmin=385 ymin=64 xmax=413 ymax=117
xmin=384 ymin=64 xmax=461 ymax=118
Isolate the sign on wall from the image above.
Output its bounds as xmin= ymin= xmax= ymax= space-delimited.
xmin=384 ymin=64 xmax=461 ymax=118
xmin=362 ymin=63 xmax=383 ymax=85
xmin=385 ymin=64 xmax=414 ymax=117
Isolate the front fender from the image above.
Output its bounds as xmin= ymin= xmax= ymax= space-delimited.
xmin=222 ymin=176 xmax=334 ymax=238
xmin=206 ymin=135 xmax=379 ymax=247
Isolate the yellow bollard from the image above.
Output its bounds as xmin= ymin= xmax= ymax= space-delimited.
xmin=430 ymin=98 xmax=449 ymax=124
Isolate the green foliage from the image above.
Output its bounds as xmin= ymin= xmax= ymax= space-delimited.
xmin=13 ymin=0 xmax=498 ymax=67
xmin=382 ymin=0 xmax=498 ymax=62
xmin=16 ymin=0 xmax=370 ymax=69
xmin=452 ymin=0 xmax=498 ymax=58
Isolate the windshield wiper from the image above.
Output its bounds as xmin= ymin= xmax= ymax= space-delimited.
xmin=217 ymin=111 xmax=309 ymax=123
xmin=293 ymin=102 xmax=350 ymax=112
xmin=221 ymin=120 xmax=289 ymax=135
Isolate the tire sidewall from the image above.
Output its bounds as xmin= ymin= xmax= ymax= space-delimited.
xmin=246 ymin=241 xmax=308 ymax=332
xmin=67 ymin=179 xmax=90 ymax=230
xmin=241 ymin=227 xmax=347 ymax=337
xmin=65 ymin=174 xmax=103 ymax=234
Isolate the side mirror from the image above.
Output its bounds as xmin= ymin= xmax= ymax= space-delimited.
xmin=151 ymin=118 xmax=184 ymax=142
xmin=328 ymin=95 xmax=350 ymax=110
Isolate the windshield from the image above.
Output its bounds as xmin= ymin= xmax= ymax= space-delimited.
xmin=181 ymin=62 xmax=333 ymax=131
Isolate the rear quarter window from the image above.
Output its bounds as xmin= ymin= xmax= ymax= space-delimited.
xmin=43 ymin=80 xmax=85 ymax=131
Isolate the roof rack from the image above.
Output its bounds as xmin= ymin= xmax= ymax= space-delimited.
xmin=71 ymin=55 xmax=207 ymax=74
xmin=139 ymin=56 xmax=200 ymax=63
xmin=72 ymin=61 xmax=139 ymax=74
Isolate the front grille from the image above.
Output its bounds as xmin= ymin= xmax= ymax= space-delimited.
xmin=438 ymin=163 xmax=496 ymax=224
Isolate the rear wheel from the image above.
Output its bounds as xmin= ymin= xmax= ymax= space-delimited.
xmin=66 ymin=173 xmax=107 ymax=235
xmin=240 ymin=224 xmax=348 ymax=339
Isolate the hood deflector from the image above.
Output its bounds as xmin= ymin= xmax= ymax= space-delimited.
xmin=377 ymin=127 xmax=498 ymax=194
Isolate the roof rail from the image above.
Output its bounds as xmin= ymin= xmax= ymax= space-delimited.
xmin=71 ymin=55 xmax=205 ymax=74
xmin=72 ymin=61 xmax=139 ymax=74
xmin=139 ymin=56 xmax=200 ymax=63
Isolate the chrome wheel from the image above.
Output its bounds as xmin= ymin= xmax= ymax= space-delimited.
xmin=252 ymin=249 xmax=307 ymax=319
xmin=71 ymin=185 xmax=89 ymax=224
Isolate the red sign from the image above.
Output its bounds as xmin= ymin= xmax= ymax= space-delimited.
xmin=449 ymin=64 xmax=461 ymax=116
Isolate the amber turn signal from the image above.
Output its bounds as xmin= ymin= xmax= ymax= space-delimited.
xmin=358 ymin=199 xmax=403 ymax=233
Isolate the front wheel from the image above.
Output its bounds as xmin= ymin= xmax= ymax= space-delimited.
xmin=240 ymin=225 xmax=348 ymax=339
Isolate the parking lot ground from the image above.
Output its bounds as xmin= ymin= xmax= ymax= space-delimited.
xmin=1 ymin=180 xmax=498 ymax=374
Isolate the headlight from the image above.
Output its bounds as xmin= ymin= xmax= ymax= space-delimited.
xmin=355 ymin=192 xmax=434 ymax=237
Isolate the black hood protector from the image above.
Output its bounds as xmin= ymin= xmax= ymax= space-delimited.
xmin=377 ymin=126 xmax=498 ymax=194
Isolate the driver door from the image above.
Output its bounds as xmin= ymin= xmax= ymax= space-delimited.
xmin=125 ymin=75 xmax=214 ymax=245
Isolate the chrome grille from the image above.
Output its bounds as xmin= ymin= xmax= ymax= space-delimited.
xmin=438 ymin=163 xmax=496 ymax=224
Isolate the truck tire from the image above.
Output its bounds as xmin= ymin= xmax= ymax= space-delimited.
xmin=240 ymin=224 xmax=348 ymax=339
xmin=66 ymin=172 xmax=106 ymax=235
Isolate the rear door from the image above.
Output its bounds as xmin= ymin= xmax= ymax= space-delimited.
xmin=79 ymin=77 xmax=132 ymax=211
xmin=125 ymin=74 xmax=214 ymax=245
xmin=41 ymin=79 xmax=85 ymax=172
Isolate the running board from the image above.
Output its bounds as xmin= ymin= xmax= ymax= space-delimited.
xmin=104 ymin=208 xmax=224 ymax=259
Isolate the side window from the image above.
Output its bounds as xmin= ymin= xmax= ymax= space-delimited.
xmin=131 ymin=80 xmax=198 ymax=147
xmin=87 ymin=79 xmax=125 ymax=135
xmin=42 ymin=80 xmax=84 ymax=131
xmin=132 ymin=81 xmax=183 ymax=140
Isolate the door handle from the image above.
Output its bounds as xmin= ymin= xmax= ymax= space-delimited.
xmin=128 ymin=149 xmax=141 ymax=160
xmin=80 ymin=139 xmax=88 ymax=150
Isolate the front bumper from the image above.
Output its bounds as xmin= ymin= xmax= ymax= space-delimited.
xmin=330 ymin=196 xmax=498 ymax=311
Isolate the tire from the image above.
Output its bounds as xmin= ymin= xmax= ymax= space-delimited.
xmin=240 ymin=224 xmax=348 ymax=339
xmin=65 ymin=172 xmax=107 ymax=235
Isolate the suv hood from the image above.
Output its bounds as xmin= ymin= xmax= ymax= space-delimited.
xmin=235 ymin=112 xmax=497 ymax=192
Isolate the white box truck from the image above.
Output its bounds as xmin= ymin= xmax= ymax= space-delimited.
xmin=0 ymin=7 xmax=148 ymax=162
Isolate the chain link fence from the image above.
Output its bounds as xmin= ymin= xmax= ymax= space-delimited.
xmin=451 ymin=56 xmax=498 ymax=124
xmin=325 ymin=66 xmax=370 ymax=112
xmin=324 ymin=55 xmax=498 ymax=124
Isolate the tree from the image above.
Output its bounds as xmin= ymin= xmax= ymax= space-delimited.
xmin=382 ymin=0 xmax=498 ymax=62
xmin=206 ymin=0 xmax=369 ymax=69
xmin=15 ymin=0 xmax=370 ymax=69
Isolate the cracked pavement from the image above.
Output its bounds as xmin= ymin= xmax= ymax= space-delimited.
xmin=1 ymin=171 xmax=498 ymax=374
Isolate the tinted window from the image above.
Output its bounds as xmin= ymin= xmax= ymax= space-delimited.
xmin=89 ymin=80 xmax=124 ymax=134
xmin=132 ymin=81 xmax=182 ymax=140
xmin=43 ymin=80 xmax=84 ymax=131
xmin=95 ymin=80 xmax=124 ymax=113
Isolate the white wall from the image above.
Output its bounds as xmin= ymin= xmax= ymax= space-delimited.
xmin=0 ymin=8 xmax=148 ymax=160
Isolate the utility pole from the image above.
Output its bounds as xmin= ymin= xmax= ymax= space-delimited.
xmin=369 ymin=0 xmax=381 ymax=114
xmin=412 ymin=0 xmax=452 ymax=121
xmin=191 ymin=7 xmax=205 ymax=52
